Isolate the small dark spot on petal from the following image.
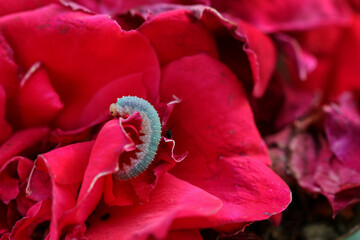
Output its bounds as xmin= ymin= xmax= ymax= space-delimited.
xmin=59 ymin=25 xmax=69 ymax=34
xmin=100 ymin=213 xmax=110 ymax=221
xmin=165 ymin=129 xmax=173 ymax=139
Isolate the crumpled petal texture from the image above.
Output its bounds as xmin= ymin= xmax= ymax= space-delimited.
xmin=274 ymin=93 xmax=360 ymax=215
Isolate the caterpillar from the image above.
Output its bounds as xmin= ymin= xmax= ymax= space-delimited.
xmin=109 ymin=96 xmax=161 ymax=180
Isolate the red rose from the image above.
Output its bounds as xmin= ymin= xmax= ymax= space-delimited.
xmin=0 ymin=2 xmax=291 ymax=239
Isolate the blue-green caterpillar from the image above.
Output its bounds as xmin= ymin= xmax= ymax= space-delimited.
xmin=109 ymin=96 xmax=161 ymax=180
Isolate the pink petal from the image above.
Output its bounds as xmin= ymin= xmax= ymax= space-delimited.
xmin=84 ymin=173 xmax=222 ymax=240
xmin=0 ymin=4 xmax=160 ymax=130
xmin=0 ymin=127 xmax=49 ymax=167
xmin=19 ymin=62 xmax=64 ymax=127
xmin=160 ymin=54 xmax=291 ymax=230
xmin=138 ymin=9 xmax=218 ymax=65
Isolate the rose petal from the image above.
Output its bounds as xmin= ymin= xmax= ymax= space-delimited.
xmin=160 ymin=54 xmax=291 ymax=230
xmin=166 ymin=229 xmax=203 ymax=240
xmin=0 ymin=156 xmax=32 ymax=204
xmin=138 ymin=9 xmax=218 ymax=66
xmin=27 ymin=141 xmax=94 ymax=239
xmin=0 ymin=32 xmax=18 ymax=99
xmin=331 ymin=16 xmax=360 ymax=97
xmin=0 ymin=4 xmax=160 ymax=130
xmin=71 ymin=0 xmax=210 ymax=15
xmin=211 ymin=0 xmax=352 ymax=32
xmin=236 ymin=20 xmax=277 ymax=97
xmin=134 ymin=5 xmax=276 ymax=97
xmin=43 ymin=119 xmax=133 ymax=239
xmin=0 ymin=0 xmax=57 ymax=16
xmin=0 ymin=127 xmax=49 ymax=167
xmin=287 ymin=101 xmax=360 ymax=214
xmin=0 ymin=85 xmax=11 ymax=144
xmin=19 ymin=62 xmax=64 ymax=127
xmin=76 ymin=119 xmax=132 ymax=205
xmin=84 ymin=173 xmax=222 ymax=240
xmin=10 ymin=199 xmax=51 ymax=240
xmin=78 ymin=73 xmax=147 ymax=127
xmin=324 ymin=94 xmax=360 ymax=172
xmin=291 ymin=17 xmax=360 ymax=100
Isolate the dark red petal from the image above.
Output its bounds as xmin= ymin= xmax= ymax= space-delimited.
xmin=10 ymin=199 xmax=51 ymax=240
xmin=85 ymin=173 xmax=222 ymax=240
xmin=0 ymin=127 xmax=49 ymax=167
xmin=166 ymin=229 xmax=203 ymax=240
xmin=0 ymin=4 xmax=160 ymax=130
xmin=160 ymin=54 xmax=291 ymax=229
xmin=0 ymin=86 xmax=11 ymax=144
xmin=139 ymin=9 xmax=218 ymax=66
xmin=289 ymin=120 xmax=360 ymax=214
xmin=19 ymin=62 xmax=63 ymax=127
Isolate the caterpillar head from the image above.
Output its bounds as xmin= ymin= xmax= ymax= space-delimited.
xmin=109 ymin=103 xmax=118 ymax=117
